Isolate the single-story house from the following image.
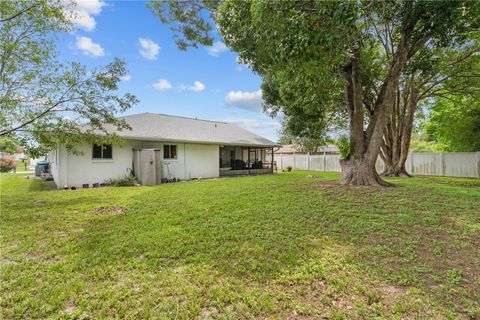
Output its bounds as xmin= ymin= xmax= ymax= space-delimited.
xmin=48 ymin=113 xmax=279 ymax=188
xmin=0 ymin=146 xmax=26 ymax=160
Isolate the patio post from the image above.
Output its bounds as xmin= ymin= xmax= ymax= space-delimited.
xmin=271 ymin=147 xmax=274 ymax=173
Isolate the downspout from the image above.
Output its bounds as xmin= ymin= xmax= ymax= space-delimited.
xmin=63 ymin=144 xmax=68 ymax=188
xmin=55 ymin=145 xmax=60 ymax=188
xmin=183 ymin=143 xmax=187 ymax=180
xmin=272 ymin=147 xmax=280 ymax=173
xmin=248 ymin=147 xmax=250 ymax=175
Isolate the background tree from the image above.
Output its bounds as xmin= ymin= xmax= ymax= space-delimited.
xmin=0 ymin=136 xmax=18 ymax=155
xmin=425 ymin=96 xmax=480 ymax=152
xmin=277 ymin=123 xmax=328 ymax=154
xmin=277 ymin=109 xmax=345 ymax=153
xmin=1 ymin=0 xmax=138 ymax=155
xmin=379 ymin=40 xmax=480 ymax=176
xmin=150 ymin=0 xmax=479 ymax=186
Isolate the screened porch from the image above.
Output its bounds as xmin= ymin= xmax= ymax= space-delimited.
xmin=219 ymin=146 xmax=274 ymax=176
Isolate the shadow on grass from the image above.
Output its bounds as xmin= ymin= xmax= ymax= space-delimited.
xmin=27 ymin=177 xmax=57 ymax=192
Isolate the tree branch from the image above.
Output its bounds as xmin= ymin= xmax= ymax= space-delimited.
xmin=0 ymin=4 xmax=38 ymax=23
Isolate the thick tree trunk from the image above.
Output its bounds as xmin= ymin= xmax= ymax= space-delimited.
xmin=340 ymin=158 xmax=392 ymax=186
xmin=382 ymin=162 xmax=411 ymax=177
xmin=380 ymin=82 xmax=418 ymax=177
xmin=340 ymin=41 xmax=411 ymax=186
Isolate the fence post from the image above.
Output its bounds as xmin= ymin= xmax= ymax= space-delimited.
xmin=293 ymin=153 xmax=296 ymax=169
xmin=477 ymin=152 xmax=480 ymax=178
xmin=410 ymin=152 xmax=415 ymax=175
xmin=440 ymin=152 xmax=445 ymax=176
xmin=323 ymin=152 xmax=326 ymax=172
xmin=307 ymin=152 xmax=310 ymax=171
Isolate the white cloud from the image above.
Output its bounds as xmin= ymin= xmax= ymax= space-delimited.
xmin=138 ymin=38 xmax=160 ymax=60
xmin=152 ymin=79 xmax=172 ymax=90
xmin=187 ymin=81 xmax=205 ymax=92
xmin=120 ymin=74 xmax=131 ymax=81
xmin=66 ymin=0 xmax=105 ymax=32
xmin=225 ymin=90 xmax=263 ymax=112
xmin=190 ymin=81 xmax=205 ymax=92
xmin=207 ymin=41 xmax=228 ymax=56
xmin=179 ymin=81 xmax=206 ymax=92
xmin=75 ymin=36 xmax=104 ymax=57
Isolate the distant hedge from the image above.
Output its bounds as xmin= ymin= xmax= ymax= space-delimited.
xmin=0 ymin=157 xmax=16 ymax=172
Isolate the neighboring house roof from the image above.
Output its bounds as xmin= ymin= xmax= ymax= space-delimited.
xmin=103 ymin=113 xmax=278 ymax=147
xmin=275 ymin=144 xmax=303 ymax=153
xmin=317 ymin=145 xmax=339 ymax=153
xmin=275 ymin=144 xmax=339 ymax=154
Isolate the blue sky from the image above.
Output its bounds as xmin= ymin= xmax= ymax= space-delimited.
xmin=57 ymin=0 xmax=281 ymax=142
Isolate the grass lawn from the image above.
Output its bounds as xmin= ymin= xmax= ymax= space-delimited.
xmin=1 ymin=171 xmax=479 ymax=319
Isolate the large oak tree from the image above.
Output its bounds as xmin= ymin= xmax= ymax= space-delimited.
xmin=149 ymin=0 xmax=479 ymax=185
xmin=379 ymin=35 xmax=480 ymax=176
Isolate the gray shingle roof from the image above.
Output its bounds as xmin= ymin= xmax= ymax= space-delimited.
xmin=109 ymin=113 xmax=278 ymax=147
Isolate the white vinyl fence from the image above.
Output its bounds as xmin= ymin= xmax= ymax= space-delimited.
xmin=276 ymin=152 xmax=480 ymax=178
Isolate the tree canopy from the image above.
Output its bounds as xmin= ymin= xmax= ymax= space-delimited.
xmin=1 ymin=0 xmax=138 ymax=157
xmin=425 ymin=96 xmax=480 ymax=152
xmin=149 ymin=0 xmax=479 ymax=185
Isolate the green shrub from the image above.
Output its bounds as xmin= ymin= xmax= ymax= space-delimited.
xmin=0 ymin=157 xmax=16 ymax=172
xmin=335 ymin=136 xmax=351 ymax=160
xmin=103 ymin=170 xmax=137 ymax=187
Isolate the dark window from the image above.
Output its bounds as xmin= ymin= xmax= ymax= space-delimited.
xmin=102 ymin=144 xmax=112 ymax=159
xmin=164 ymin=145 xmax=177 ymax=159
xmin=92 ymin=144 xmax=112 ymax=159
xmin=92 ymin=144 xmax=102 ymax=159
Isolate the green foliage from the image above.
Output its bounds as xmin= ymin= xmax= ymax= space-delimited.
xmin=277 ymin=123 xmax=334 ymax=153
xmin=409 ymin=139 xmax=442 ymax=153
xmin=425 ymin=97 xmax=480 ymax=152
xmin=217 ymin=1 xmax=352 ymax=140
xmin=103 ymin=170 xmax=137 ymax=187
xmin=0 ymin=136 xmax=18 ymax=154
xmin=0 ymin=0 xmax=138 ymax=154
xmin=0 ymin=157 xmax=16 ymax=172
xmin=335 ymin=136 xmax=351 ymax=160
xmin=408 ymin=122 xmax=443 ymax=152
xmin=447 ymin=269 xmax=464 ymax=285
xmin=149 ymin=0 xmax=480 ymax=169
xmin=147 ymin=0 xmax=219 ymax=50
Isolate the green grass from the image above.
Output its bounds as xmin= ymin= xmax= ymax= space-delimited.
xmin=1 ymin=171 xmax=479 ymax=319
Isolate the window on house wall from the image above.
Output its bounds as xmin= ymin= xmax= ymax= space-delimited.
xmin=92 ymin=144 xmax=113 ymax=159
xmin=163 ymin=145 xmax=177 ymax=159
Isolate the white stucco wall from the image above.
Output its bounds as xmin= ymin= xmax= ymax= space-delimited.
xmin=184 ymin=143 xmax=219 ymax=179
xmin=47 ymin=148 xmax=60 ymax=184
xmin=133 ymin=141 xmax=219 ymax=181
xmin=50 ymin=140 xmax=220 ymax=188
xmin=49 ymin=141 xmax=137 ymax=188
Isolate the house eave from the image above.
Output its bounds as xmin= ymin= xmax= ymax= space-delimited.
xmin=120 ymin=135 xmax=279 ymax=148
